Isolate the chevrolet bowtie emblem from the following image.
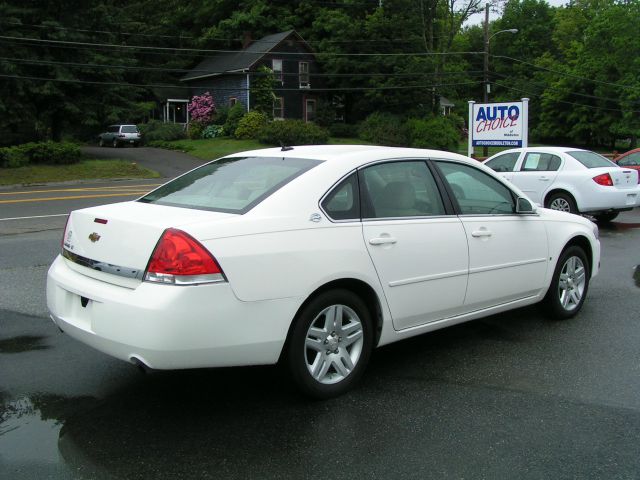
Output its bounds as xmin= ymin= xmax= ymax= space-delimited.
xmin=89 ymin=232 xmax=101 ymax=243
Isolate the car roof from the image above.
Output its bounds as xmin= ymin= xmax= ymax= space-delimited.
xmin=225 ymin=145 xmax=474 ymax=170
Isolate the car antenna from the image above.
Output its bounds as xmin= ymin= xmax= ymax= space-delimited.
xmin=280 ymin=142 xmax=294 ymax=152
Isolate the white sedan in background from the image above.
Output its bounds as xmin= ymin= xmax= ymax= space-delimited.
xmin=485 ymin=147 xmax=640 ymax=222
xmin=47 ymin=145 xmax=600 ymax=398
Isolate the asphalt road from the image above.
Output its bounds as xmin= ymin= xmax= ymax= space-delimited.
xmin=1 ymin=158 xmax=640 ymax=479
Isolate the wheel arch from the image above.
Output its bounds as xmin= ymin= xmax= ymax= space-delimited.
xmin=278 ymin=278 xmax=384 ymax=363
xmin=559 ymin=234 xmax=594 ymax=275
xmin=544 ymin=188 xmax=579 ymax=211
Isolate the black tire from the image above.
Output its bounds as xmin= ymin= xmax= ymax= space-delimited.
xmin=287 ymin=289 xmax=373 ymax=399
xmin=545 ymin=192 xmax=577 ymax=214
xmin=98 ymin=138 xmax=105 ymax=147
xmin=543 ymin=246 xmax=590 ymax=320
xmin=594 ymin=212 xmax=619 ymax=223
xmin=112 ymin=139 xmax=119 ymax=148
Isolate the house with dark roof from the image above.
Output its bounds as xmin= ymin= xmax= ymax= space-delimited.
xmin=179 ymin=30 xmax=321 ymax=122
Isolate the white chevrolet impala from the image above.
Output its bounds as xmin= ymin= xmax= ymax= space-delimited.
xmin=47 ymin=145 xmax=600 ymax=398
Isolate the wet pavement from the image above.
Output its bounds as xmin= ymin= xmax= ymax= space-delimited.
xmin=1 ymin=210 xmax=640 ymax=479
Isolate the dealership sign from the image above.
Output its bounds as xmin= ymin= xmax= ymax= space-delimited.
xmin=467 ymin=99 xmax=529 ymax=156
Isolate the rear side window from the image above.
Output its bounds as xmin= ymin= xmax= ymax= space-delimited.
xmin=139 ymin=156 xmax=322 ymax=214
xmin=121 ymin=125 xmax=138 ymax=133
xmin=618 ymin=152 xmax=640 ymax=167
xmin=568 ymin=151 xmax=615 ymax=168
xmin=485 ymin=152 xmax=520 ymax=172
xmin=360 ymin=161 xmax=445 ymax=219
xmin=321 ymin=173 xmax=360 ymax=220
xmin=521 ymin=153 xmax=561 ymax=171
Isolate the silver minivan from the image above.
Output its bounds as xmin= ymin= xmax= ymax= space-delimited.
xmin=98 ymin=124 xmax=141 ymax=148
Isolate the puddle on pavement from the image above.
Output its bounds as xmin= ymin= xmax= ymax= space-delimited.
xmin=634 ymin=266 xmax=640 ymax=288
xmin=0 ymin=335 xmax=50 ymax=354
xmin=0 ymin=392 xmax=99 ymax=478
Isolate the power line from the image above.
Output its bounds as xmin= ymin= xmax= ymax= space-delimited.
xmin=0 ymin=73 xmax=483 ymax=92
xmin=0 ymin=35 xmax=482 ymax=57
xmin=493 ymin=55 xmax=636 ymax=91
xmin=0 ymin=56 xmax=483 ymax=78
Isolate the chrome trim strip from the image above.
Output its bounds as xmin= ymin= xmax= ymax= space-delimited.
xmin=469 ymin=257 xmax=547 ymax=275
xmin=62 ymin=249 xmax=144 ymax=280
xmin=388 ymin=269 xmax=468 ymax=287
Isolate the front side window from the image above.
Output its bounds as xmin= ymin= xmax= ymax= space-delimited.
xmin=568 ymin=150 xmax=615 ymax=168
xmin=436 ymin=161 xmax=515 ymax=215
xmin=321 ymin=173 xmax=360 ymax=220
xmin=485 ymin=152 xmax=520 ymax=172
xmin=360 ymin=161 xmax=445 ymax=219
xmin=139 ymin=156 xmax=322 ymax=214
xmin=520 ymin=153 xmax=561 ymax=172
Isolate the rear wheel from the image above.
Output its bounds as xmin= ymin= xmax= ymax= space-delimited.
xmin=98 ymin=138 xmax=105 ymax=147
xmin=594 ymin=212 xmax=619 ymax=223
xmin=543 ymin=246 xmax=590 ymax=319
xmin=546 ymin=192 xmax=577 ymax=214
xmin=287 ymin=289 xmax=373 ymax=399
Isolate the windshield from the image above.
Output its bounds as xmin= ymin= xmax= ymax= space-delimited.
xmin=568 ymin=151 xmax=616 ymax=168
xmin=139 ymin=156 xmax=322 ymax=213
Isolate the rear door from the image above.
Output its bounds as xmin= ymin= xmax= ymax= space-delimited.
xmin=510 ymin=151 xmax=562 ymax=205
xmin=359 ymin=160 xmax=469 ymax=330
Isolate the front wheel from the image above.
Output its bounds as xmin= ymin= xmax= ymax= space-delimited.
xmin=543 ymin=246 xmax=590 ymax=319
xmin=545 ymin=193 xmax=577 ymax=214
xmin=98 ymin=138 xmax=105 ymax=147
xmin=287 ymin=289 xmax=373 ymax=399
xmin=112 ymin=139 xmax=119 ymax=148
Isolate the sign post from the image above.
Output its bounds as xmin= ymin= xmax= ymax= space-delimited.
xmin=468 ymin=98 xmax=529 ymax=158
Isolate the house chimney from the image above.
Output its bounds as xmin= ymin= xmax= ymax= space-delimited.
xmin=242 ymin=31 xmax=252 ymax=49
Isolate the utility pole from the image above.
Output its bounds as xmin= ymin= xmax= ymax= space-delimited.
xmin=483 ymin=3 xmax=490 ymax=158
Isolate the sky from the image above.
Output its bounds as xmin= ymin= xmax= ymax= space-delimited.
xmin=466 ymin=0 xmax=569 ymax=26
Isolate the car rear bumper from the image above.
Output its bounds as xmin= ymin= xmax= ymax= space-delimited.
xmin=579 ymin=185 xmax=640 ymax=212
xmin=46 ymin=255 xmax=300 ymax=369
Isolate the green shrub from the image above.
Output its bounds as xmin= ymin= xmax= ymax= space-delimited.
xmin=404 ymin=116 xmax=460 ymax=152
xmin=139 ymin=120 xmax=186 ymax=142
xmin=202 ymin=125 xmax=224 ymax=139
xmin=223 ymin=103 xmax=246 ymax=136
xmin=329 ymin=123 xmax=359 ymax=138
xmin=258 ymin=120 xmax=329 ymax=146
xmin=0 ymin=142 xmax=82 ymax=167
xmin=358 ymin=112 xmax=407 ymax=146
xmin=234 ymin=111 xmax=268 ymax=139
xmin=146 ymin=140 xmax=194 ymax=152
xmin=187 ymin=121 xmax=205 ymax=140
xmin=214 ymin=106 xmax=229 ymax=125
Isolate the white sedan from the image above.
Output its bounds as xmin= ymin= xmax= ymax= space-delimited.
xmin=485 ymin=146 xmax=640 ymax=222
xmin=47 ymin=145 xmax=600 ymax=398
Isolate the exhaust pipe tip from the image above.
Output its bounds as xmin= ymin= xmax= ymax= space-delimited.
xmin=129 ymin=355 xmax=151 ymax=374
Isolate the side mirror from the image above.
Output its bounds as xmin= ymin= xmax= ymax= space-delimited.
xmin=516 ymin=197 xmax=536 ymax=214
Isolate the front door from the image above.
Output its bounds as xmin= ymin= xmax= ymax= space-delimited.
xmin=359 ymin=160 xmax=469 ymax=330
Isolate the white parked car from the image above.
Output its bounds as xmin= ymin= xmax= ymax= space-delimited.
xmin=47 ymin=145 xmax=600 ymax=398
xmin=485 ymin=147 xmax=640 ymax=222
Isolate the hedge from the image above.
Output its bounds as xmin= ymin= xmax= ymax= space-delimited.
xmin=0 ymin=142 xmax=83 ymax=168
xmin=258 ymin=120 xmax=329 ymax=146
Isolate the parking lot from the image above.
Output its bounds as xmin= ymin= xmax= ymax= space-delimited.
xmin=1 ymin=179 xmax=639 ymax=479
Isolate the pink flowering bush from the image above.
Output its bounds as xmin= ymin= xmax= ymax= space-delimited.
xmin=188 ymin=92 xmax=216 ymax=124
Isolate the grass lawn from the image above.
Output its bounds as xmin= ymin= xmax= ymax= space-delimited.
xmin=163 ymin=137 xmax=372 ymax=161
xmin=0 ymin=159 xmax=160 ymax=186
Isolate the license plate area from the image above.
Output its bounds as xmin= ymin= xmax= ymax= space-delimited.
xmin=626 ymin=193 xmax=637 ymax=206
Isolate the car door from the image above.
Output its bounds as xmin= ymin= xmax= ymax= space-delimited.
xmin=510 ymin=152 xmax=562 ymax=205
xmin=359 ymin=160 xmax=469 ymax=330
xmin=435 ymin=161 xmax=549 ymax=311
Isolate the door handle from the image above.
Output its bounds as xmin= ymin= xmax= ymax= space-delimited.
xmin=369 ymin=237 xmax=397 ymax=245
xmin=471 ymin=229 xmax=492 ymax=238
xmin=538 ymin=176 xmax=550 ymax=181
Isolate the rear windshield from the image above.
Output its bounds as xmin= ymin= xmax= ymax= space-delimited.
xmin=138 ymin=156 xmax=322 ymax=213
xmin=121 ymin=125 xmax=138 ymax=133
xmin=568 ymin=151 xmax=615 ymax=168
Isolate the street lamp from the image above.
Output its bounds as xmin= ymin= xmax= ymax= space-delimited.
xmin=482 ymin=4 xmax=518 ymax=156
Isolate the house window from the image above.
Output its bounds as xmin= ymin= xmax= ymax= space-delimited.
xmin=272 ymin=59 xmax=283 ymax=83
xmin=305 ymin=98 xmax=316 ymax=122
xmin=273 ymin=97 xmax=284 ymax=120
xmin=229 ymin=97 xmax=238 ymax=106
xmin=299 ymin=61 xmax=310 ymax=88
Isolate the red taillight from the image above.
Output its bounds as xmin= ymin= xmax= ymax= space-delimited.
xmin=592 ymin=173 xmax=613 ymax=186
xmin=144 ymin=228 xmax=225 ymax=284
